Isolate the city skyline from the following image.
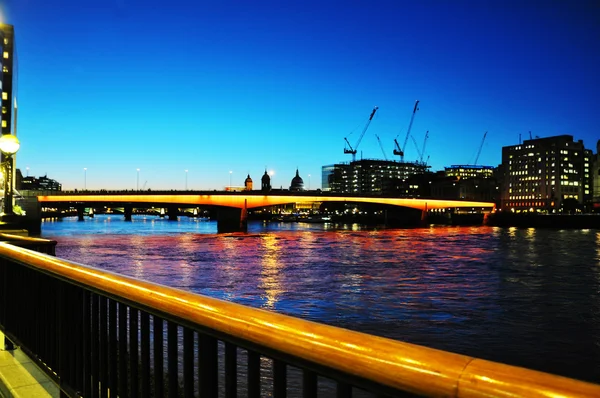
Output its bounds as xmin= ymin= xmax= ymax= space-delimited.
xmin=3 ymin=1 xmax=599 ymax=190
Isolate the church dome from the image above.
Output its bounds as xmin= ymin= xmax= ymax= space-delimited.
xmin=261 ymin=171 xmax=270 ymax=184
xmin=290 ymin=169 xmax=304 ymax=191
xmin=245 ymin=174 xmax=252 ymax=184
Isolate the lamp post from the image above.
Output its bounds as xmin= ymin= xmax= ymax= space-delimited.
xmin=269 ymin=170 xmax=274 ymax=190
xmin=26 ymin=166 xmax=29 ymax=177
xmin=0 ymin=134 xmax=20 ymax=217
xmin=84 ymin=167 xmax=87 ymax=190
xmin=229 ymin=170 xmax=232 ymax=190
xmin=308 ymin=174 xmax=311 ymax=190
xmin=136 ymin=168 xmax=140 ymax=190
xmin=185 ymin=169 xmax=188 ymax=190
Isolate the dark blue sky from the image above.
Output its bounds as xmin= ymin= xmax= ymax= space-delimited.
xmin=4 ymin=0 xmax=599 ymax=190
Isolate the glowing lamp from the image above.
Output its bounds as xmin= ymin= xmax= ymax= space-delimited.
xmin=0 ymin=134 xmax=20 ymax=155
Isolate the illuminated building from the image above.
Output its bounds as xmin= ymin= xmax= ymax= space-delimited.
xmin=244 ymin=174 xmax=253 ymax=191
xmin=0 ymin=23 xmax=16 ymax=137
xmin=321 ymin=159 xmax=429 ymax=195
xmin=592 ymin=140 xmax=600 ymax=211
xmin=19 ymin=175 xmax=62 ymax=191
xmin=445 ymin=165 xmax=494 ymax=179
xmin=500 ymin=135 xmax=592 ymax=213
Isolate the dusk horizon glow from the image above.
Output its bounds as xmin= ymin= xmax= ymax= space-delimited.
xmin=4 ymin=1 xmax=599 ymax=190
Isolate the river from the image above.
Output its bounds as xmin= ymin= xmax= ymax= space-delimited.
xmin=40 ymin=215 xmax=600 ymax=384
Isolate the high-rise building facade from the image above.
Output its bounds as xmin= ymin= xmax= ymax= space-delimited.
xmin=501 ymin=135 xmax=591 ymax=212
xmin=322 ymin=159 xmax=429 ymax=195
xmin=0 ymin=23 xmax=17 ymax=136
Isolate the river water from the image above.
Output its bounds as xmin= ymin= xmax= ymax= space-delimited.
xmin=40 ymin=215 xmax=600 ymax=384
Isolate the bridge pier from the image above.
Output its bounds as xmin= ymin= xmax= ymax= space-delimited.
xmin=217 ymin=202 xmax=247 ymax=233
xmin=88 ymin=208 xmax=94 ymax=218
xmin=77 ymin=206 xmax=85 ymax=221
xmin=159 ymin=208 xmax=165 ymax=218
xmin=167 ymin=206 xmax=178 ymax=221
xmin=124 ymin=206 xmax=132 ymax=222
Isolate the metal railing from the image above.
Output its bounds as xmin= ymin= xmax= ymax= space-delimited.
xmin=0 ymin=238 xmax=599 ymax=397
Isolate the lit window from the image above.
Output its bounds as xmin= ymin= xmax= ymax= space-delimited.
xmin=3 ymin=38 xmax=7 ymax=45
xmin=2 ymin=66 xmax=7 ymax=73
xmin=1 ymin=92 xmax=7 ymax=100
xmin=1 ymin=107 xmax=5 ymax=114
xmin=1 ymin=120 xmax=5 ymax=128
xmin=2 ymin=52 xmax=7 ymax=59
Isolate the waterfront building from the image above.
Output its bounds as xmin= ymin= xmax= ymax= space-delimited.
xmin=244 ymin=174 xmax=253 ymax=191
xmin=289 ymin=169 xmax=304 ymax=191
xmin=445 ymin=165 xmax=494 ymax=179
xmin=0 ymin=24 xmax=16 ymax=137
xmin=19 ymin=175 xmax=62 ymax=191
xmin=593 ymin=140 xmax=600 ymax=211
xmin=321 ymin=159 xmax=429 ymax=195
xmin=500 ymin=135 xmax=591 ymax=212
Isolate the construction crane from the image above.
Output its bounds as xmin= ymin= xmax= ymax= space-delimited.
xmin=394 ymin=100 xmax=420 ymax=162
xmin=473 ymin=131 xmax=487 ymax=166
xmin=420 ymin=130 xmax=429 ymax=163
xmin=410 ymin=135 xmax=423 ymax=162
xmin=344 ymin=106 xmax=378 ymax=162
xmin=375 ymin=134 xmax=388 ymax=160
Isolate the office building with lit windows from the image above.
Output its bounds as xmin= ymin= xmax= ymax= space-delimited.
xmin=500 ymin=135 xmax=592 ymax=212
xmin=0 ymin=23 xmax=16 ymax=136
xmin=445 ymin=165 xmax=494 ymax=179
xmin=322 ymin=159 xmax=429 ymax=196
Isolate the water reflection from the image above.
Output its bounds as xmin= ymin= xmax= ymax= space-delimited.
xmin=42 ymin=216 xmax=600 ymax=383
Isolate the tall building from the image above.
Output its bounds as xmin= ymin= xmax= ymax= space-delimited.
xmin=592 ymin=140 xmax=600 ymax=211
xmin=322 ymin=159 xmax=429 ymax=195
xmin=445 ymin=165 xmax=494 ymax=179
xmin=0 ymin=23 xmax=16 ymax=136
xmin=500 ymin=135 xmax=591 ymax=212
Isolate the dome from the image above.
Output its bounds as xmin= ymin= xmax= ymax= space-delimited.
xmin=245 ymin=174 xmax=252 ymax=183
xmin=290 ymin=169 xmax=304 ymax=191
xmin=261 ymin=171 xmax=270 ymax=183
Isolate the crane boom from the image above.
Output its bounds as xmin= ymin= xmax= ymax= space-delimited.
xmin=474 ymin=131 xmax=487 ymax=165
xmin=344 ymin=106 xmax=378 ymax=162
xmin=375 ymin=134 xmax=388 ymax=160
xmin=410 ymin=135 xmax=422 ymax=161
xmin=393 ymin=100 xmax=420 ymax=161
xmin=421 ymin=130 xmax=429 ymax=163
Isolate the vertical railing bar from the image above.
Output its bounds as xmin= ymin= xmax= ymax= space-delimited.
xmin=109 ymin=300 xmax=118 ymax=398
xmin=225 ymin=342 xmax=237 ymax=398
xmin=74 ymin=286 xmax=85 ymax=393
xmin=273 ymin=360 xmax=287 ymax=398
xmin=302 ymin=369 xmax=318 ymax=398
xmin=100 ymin=296 xmax=108 ymax=398
xmin=130 ymin=307 xmax=139 ymax=398
xmin=57 ymin=280 xmax=68 ymax=398
xmin=140 ymin=311 xmax=150 ymax=398
xmin=336 ymin=381 xmax=352 ymax=398
xmin=91 ymin=293 xmax=99 ymax=398
xmin=247 ymin=350 xmax=261 ymax=398
xmin=153 ymin=316 xmax=164 ymax=398
xmin=118 ymin=303 xmax=128 ymax=398
xmin=183 ymin=328 xmax=194 ymax=398
xmin=167 ymin=321 xmax=178 ymax=398
xmin=83 ymin=290 xmax=92 ymax=398
xmin=198 ymin=334 xmax=218 ymax=398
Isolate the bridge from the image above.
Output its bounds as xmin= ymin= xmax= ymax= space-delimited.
xmin=37 ymin=191 xmax=496 ymax=232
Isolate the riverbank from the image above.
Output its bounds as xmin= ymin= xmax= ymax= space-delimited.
xmin=486 ymin=212 xmax=600 ymax=229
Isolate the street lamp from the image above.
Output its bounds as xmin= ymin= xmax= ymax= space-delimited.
xmin=229 ymin=170 xmax=232 ymax=190
xmin=0 ymin=134 xmax=20 ymax=217
xmin=136 ymin=168 xmax=140 ymax=190
xmin=185 ymin=169 xmax=188 ymax=190
xmin=84 ymin=167 xmax=87 ymax=190
xmin=308 ymin=174 xmax=311 ymax=190
xmin=26 ymin=166 xmax=29 ymax=177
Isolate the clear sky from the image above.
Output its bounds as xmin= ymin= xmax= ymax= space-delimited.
xmin=2 ymin=0 xmax=599 ymax=190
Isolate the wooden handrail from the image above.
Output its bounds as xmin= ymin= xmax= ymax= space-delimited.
xmin=0 ymin=242 xmax=598 ymax=397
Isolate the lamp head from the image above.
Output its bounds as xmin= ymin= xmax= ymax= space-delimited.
xmin=0 ymin=134 xmax=19 ymax=155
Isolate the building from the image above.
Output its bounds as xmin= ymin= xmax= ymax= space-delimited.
xmin=261 ymin=170 xmax=271 ymax=193
xmin=445 ymin=165 xmax=494 ymax=179
xmin=322 ymin=159 xmax=429 ymax=195
xmin=244 ymin=174 xmax=253 ymax=191
xmin=19 ymin=175 xmax=62 ymax=191
xmin=0 ymin=24 xmax=16 ymax=137
xmin=289 ymin=169 xmax=304 ymax=191
xmin=500 ymin=135 xmax=592 ymax=213
xmin=592 ymin=140 xmax=600 ymax=211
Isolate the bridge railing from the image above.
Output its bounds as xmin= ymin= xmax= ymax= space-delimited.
xmin=0 ymin=240 xmax=599 ymax=397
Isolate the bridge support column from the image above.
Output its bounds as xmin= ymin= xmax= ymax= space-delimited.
xmin=217 ymin=203 xmax=247 ymax=233
xmin=88 ymin=208 xmax=94 ymax=218
xmin=167 ymin=206 xmax=178 ymax=221
xmin=160 ymin=208 xmax=165 ymax=218
xmin=124 ymin=206 xmax=132 ymax=222
xmin=420 ymin=203 xmax=428 ymax=225
xmin=77 ymin=206 xmax=85 ymax=221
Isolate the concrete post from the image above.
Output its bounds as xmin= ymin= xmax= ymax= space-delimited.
xmin=124 ymin=205 xmax=132 ymax=221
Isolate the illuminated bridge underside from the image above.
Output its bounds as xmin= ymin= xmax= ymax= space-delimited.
xmin=38 ymin=194 xmax=495 ymax=211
